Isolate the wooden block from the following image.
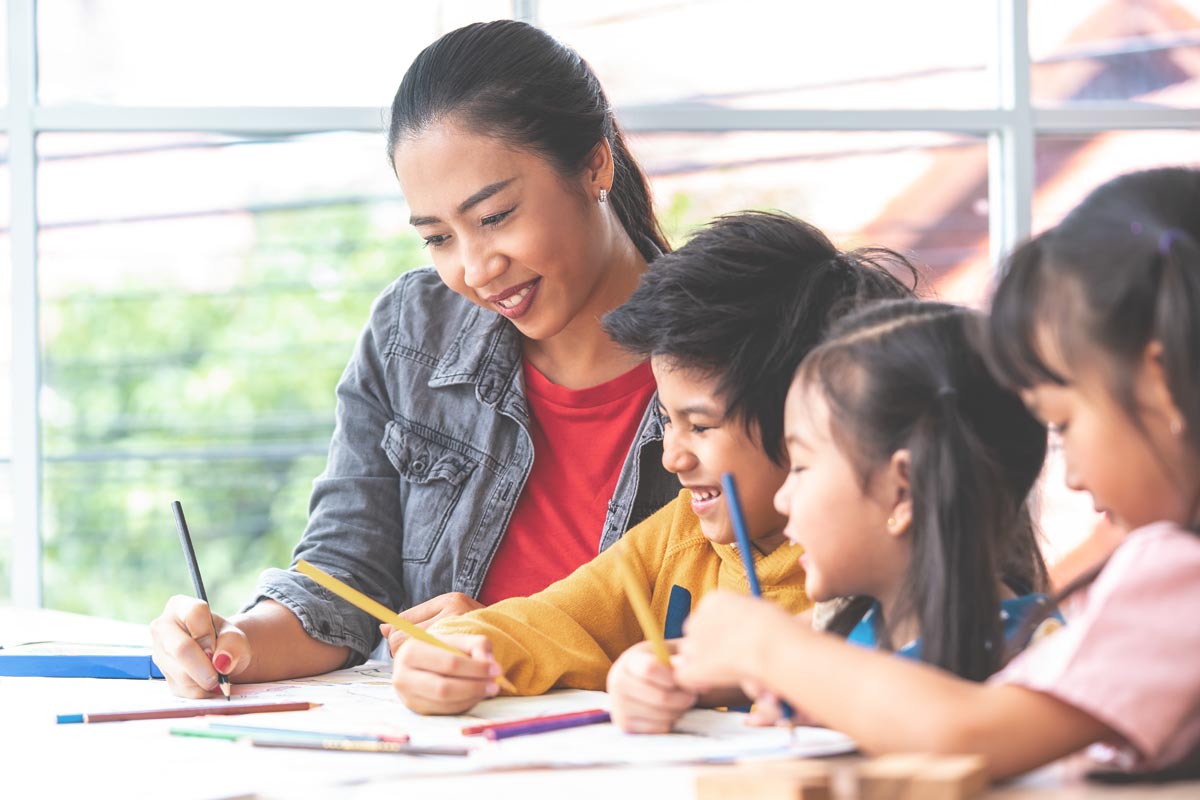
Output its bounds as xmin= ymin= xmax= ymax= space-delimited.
xmin=908 ymin=754 xmax=987 ymax=800
xmin=857 ymin=753 xmax=988 ymax=800
xmin=695 ymin=762 xmax=831 ymax=800
xmin=858 ymin=754 xmax=935 ymax=800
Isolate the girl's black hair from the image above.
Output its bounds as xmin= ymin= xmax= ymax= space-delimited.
xmin=987 ymin=167 xmax=1200 ymax=651
xmin=800 ymin=300 xmax=1049 ymax=681
xmin=602 ymin=211 xmax=918 ymax=464
xmin=386 ymin=20 xmax=670 ymax=262
xmin=988 ymin=167 xmax=1200 ymax=509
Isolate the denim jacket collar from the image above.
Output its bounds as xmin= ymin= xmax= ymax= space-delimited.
xmin=428 ymin=305 xmax=523 ymax=409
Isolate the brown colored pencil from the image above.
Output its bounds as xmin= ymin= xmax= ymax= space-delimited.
xmin=57 ymin=700 xmax=319 ymax=724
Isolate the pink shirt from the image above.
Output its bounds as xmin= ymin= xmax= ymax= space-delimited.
xmin=993 ymin=521 xmax=1200 ymax=773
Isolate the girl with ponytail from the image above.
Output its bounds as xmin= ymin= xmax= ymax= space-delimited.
xmin=793 ymin=301 xmax=1054 ymax=682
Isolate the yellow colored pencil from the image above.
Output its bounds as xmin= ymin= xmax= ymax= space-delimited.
xmin=614 ymin=549 xmax=671 ymax=666
xmin=295 ymin=559 xmax=517 ymax=694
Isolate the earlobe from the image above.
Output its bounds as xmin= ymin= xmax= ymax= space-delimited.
xmin=887 ymin=450 xmax=913 ymax=536
xmin=1143 ymin=340 xmax=1186 ymax=435
xmin=586 ymin=138 xmax=615 ymax=197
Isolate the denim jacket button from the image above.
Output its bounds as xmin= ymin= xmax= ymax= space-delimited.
xmin=411 ymin=459 xmax=427 ymax=473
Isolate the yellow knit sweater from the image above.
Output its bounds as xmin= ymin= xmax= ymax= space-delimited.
xmin=431 ymin=489 xmax=811 ymax=695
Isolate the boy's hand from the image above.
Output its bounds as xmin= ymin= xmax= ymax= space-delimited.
xmin=380 ymin=592 xmax=485 ymax=656
xmin=150 ymin=595 xmax=251 ymax=698
xmin=607 ymin=641 xmax=697 ymax=734
xmin=391 ymin=633 xmax=500 ymax=715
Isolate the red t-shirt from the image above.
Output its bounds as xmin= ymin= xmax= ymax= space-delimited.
xmin=478 ymin=359 xmax=657 ymax=605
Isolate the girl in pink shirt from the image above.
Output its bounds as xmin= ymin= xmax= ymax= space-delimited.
xmin=673 ymin=167 xmax=1200 ymax=781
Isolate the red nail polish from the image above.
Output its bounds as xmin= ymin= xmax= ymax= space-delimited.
xmin=213 ymin=652 xmax=233 ymax=673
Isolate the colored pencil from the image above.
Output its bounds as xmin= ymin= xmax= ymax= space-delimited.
xmin=720 ymin=472 xmax=797 ymax=724
xmin=251 ymin=739 xmax=470 ymax=756
xmin=56 ymin=700 xmax=319 ymax=724
xmin=184 ymin=723 xmax=409 ymax=743
xmin=295 ymin=559 xmax=517 ymax=694
xmin=484 ymin=709 xmax=611 ymax=740
xmin=171 ymin=500 xmax=230 ymax=700
xmin=461 ymin=707 xmax=608 ymax=736
xmin=614 ymin=547 xmax=671 ymax=666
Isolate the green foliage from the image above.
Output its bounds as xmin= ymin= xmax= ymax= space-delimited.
xmin=41 ymin=204 xmax=427 ymax=622
xmin=39 ymin=196 xmax=708 ymax=623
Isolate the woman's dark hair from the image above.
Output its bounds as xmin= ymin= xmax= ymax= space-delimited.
xmin=387 ymin=20 xmax=669 ymax=262
xmin=799 ymin=300 xmax=1049 ymax=681
xmin=602 ymin=210 xmax=918 ymax=464
xmin=986 ymin=167 xmax=1200 ymax=651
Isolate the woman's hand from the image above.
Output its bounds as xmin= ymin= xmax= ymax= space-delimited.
xmin=150 ymin=595 xmax=252 ymax=698
xmin=391 ymin=633 xmax=500 ymax=715
xmin=607 ymin=641 xmax=697 ymax=734
xmin=380 ymin=592 xmax=485 ymax=656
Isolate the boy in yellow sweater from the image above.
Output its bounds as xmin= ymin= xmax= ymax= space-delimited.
xmin=389 ymin=212 xmax=917 ymax=730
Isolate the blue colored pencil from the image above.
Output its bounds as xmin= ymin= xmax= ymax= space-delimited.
xmin=720 ymin=472 xmax=797 ymax=724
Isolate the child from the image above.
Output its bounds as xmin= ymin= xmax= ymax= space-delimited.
xmin=675 ymin=167 xmax=1200 ymax=780
xmin=388 ymin=211 xmax=917 ymax=725
xmin=784 ymin=300 xmax=1054 ymax=682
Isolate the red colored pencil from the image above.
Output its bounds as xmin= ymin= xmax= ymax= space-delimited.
xmin=461 ymin=707 xmax=609 ymax=736
xmin=57 ymin=700 xmax=320 ymax=724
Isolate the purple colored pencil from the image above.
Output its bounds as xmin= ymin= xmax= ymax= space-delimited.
xmin=484 ymin=709 xmax=611 ymax=741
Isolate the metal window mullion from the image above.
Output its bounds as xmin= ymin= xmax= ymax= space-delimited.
xmin=989 ymin=0 xmax=1035 ymax=273
xmin=513 ymin=0 xmax=538 ymax=23
xmin=9 ymin=0 xmax=41 ymax=607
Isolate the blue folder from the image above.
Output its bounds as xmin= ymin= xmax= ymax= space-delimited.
xmin=0 ymin=651 xmax=165 ymax=679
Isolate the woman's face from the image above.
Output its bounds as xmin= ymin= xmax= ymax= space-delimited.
xmin=393 ymin=121 xmax=626 ymax=342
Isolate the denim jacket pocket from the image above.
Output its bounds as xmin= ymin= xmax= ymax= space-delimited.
xmin=382 ymin=419 xmax=477 ymax=563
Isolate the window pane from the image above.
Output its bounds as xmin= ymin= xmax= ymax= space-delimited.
xmin=542 ymin=0 xmax=997 ymax=108
xmin=635 ymin=130 xmax=990 ymax=304
xmin=0 ymin=133 xmax=9 ymax=603
xmin=0 ymin=0 xmax=8 ymax=107
xmin=38 ymin=0 xmax=509 ymax=106
xmin=0 ymin=462 xmax=10 ymax=602
xmin=1033 ymin=130 xmax=1200 ymax=231
xmin=1031 ymin=0 xmax=1200 ymax=107
xmin=37 ymin=132 xmax=425 ymax=621
xmin=1032 ymin=130 xmax=1200 ymax=574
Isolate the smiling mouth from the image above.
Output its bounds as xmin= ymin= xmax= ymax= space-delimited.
xmin=488 ymin=278 xmax=538 ymax=306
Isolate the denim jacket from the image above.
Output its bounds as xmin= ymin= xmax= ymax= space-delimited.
xmin=251 ymin=267 xmax=679 ymax=663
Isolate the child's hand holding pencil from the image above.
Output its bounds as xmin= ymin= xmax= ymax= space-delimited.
xmin=607 ymin=545 xmax=697 ymax=734
xmin=391 ymin=633 xmax=507 ymax=715
xmin=607 ymin=640 xmax=696 ymax=734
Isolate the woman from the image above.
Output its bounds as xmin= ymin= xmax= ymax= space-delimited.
xmin=150 ymin=20 xmax=678 ymax=696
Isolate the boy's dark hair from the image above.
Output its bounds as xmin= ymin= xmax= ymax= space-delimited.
xmin=387 ymin=20 xmax=669 ymax=262
xmin=799 ymin=300 xmax=1049 ymax=682
xmin=602 ymin=210 xmax=918 ymax=464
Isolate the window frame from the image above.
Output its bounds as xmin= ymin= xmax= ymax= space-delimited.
xmin=5 ymin=0 xmax=1197 ymax=605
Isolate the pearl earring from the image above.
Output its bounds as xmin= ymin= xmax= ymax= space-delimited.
xmin=598 ymin=188 xmax=608 ymax=204
xmin=1170 ymin=417 xmax=1184 ymax=436
xmin=887 ymin=517 xmax=896 ymax=528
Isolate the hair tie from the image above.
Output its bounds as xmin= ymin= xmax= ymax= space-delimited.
xmin=1159 ymin=228 xmax=1186 ymax=257
xmin=937 ymin=386 xmax=957 ymax=400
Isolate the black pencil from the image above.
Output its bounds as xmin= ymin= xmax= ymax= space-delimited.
xmin=172 ymin=500 xmax=231 ymax=700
